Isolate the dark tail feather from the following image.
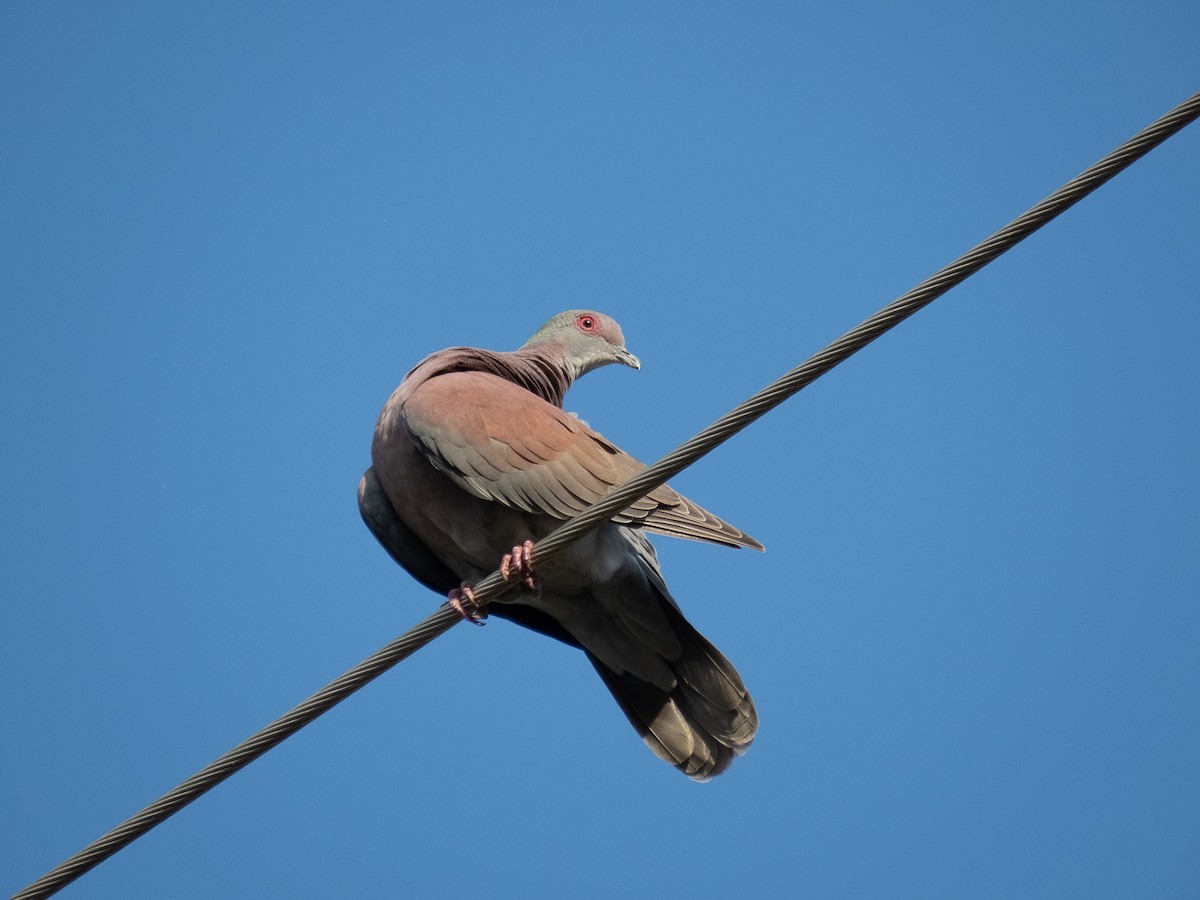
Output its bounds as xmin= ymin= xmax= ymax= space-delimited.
xmin=587 ymin=605 xmax=757 ymax=782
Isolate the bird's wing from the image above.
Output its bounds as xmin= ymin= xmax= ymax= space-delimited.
xmin=401 ymin=370 xmax=761 ymax=550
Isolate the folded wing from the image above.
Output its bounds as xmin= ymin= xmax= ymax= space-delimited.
xmin=401 ymin=370 xmax=762 ymax=551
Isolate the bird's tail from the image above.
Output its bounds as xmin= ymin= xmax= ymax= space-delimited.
xmin=587 ymin=600 xmax=757 ymax=782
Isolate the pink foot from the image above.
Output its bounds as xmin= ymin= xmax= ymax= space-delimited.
xmin=448 ymin=582 xmax=486 ymax=625
xmin=501 ymin=540 xmax=538 ymax=590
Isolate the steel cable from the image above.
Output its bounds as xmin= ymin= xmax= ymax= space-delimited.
xmin=12 ymin=89 xmax=1199 ymax=900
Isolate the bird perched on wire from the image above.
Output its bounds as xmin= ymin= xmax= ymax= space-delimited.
xmin=358 ymin=310 xmax=761 ymax=780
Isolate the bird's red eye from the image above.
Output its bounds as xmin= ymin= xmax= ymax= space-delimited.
xmin=576 ymin=315 xmax=598 ymax=333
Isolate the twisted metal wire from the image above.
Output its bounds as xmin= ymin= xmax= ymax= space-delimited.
xmin=12 ymin=608 xmax=462 ymax=900
xmin=13 ymin=89 xmax=1199 ymax=900
xmin=528 ymin=89 xmax=1200 ymax=564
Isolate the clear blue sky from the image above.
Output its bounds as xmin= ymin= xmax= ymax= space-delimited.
xmin=3 ymin=3 xmax=1198 ymax=898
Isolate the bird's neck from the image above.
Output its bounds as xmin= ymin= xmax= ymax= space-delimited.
xmin=503 ymin=349 xmax=574 ymax=407
xmin=407 ymin=346 xmax=576 ymax=408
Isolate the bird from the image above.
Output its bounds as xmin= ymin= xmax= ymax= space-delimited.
xmin=358 ymin=310 xmax=761 ymax=780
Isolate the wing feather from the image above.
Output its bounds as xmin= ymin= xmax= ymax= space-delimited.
xmin=402 ymin=371 xmax=762 ymax=550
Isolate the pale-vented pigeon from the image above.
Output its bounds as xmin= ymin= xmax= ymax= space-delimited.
xmin=359 ymin=311 xmax=761 ymax=780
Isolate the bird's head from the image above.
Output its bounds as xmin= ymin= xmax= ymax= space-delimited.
xmin=521 ymin=310 xmax=641 ymax=379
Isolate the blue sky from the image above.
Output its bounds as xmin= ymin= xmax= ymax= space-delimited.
xmin=2 ymin=3 xmax=1198 ymax=897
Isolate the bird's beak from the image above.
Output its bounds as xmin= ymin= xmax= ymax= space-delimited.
xmin=617 ymin=347 xmax=641 ymax=369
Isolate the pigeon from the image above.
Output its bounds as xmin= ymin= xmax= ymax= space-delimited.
xmin=359 ymin=310 xmax=761 ymax=780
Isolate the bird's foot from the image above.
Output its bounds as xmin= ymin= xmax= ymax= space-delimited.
xmin=448 ymin=583 xmax=487 ymax=626
xmin=501 ymin=539 xmax=539 ymax=591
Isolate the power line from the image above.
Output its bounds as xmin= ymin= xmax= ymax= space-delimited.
xmin=12 ymin=88 xmax=1199 ymax=900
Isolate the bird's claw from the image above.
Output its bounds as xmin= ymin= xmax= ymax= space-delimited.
xmin=501 ymin=539 xmax=539 ymax=591
xmin=447 ymin=541 xmax=536 ymax=623
xmin=448 ymin=583 xmax=487 ymax=625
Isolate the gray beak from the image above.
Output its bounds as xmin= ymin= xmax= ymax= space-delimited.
xmin=617 ymin=347 xmax=641 ymax=369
